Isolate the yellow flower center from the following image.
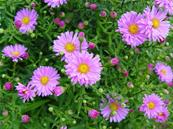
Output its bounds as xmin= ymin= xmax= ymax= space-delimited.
xmin=147 ymin=102 xmax=155 ymax=109
xmin=109 ymin=102 xmax=119 ymax=111
xmin=78 ymin=63 xmax=89 ymax=74
xmin=40 ymin=76 xmax=49 ymax=85
xmin=65 ymin=43 xmax=75 ymax=52
xmin=161 ymin=69 xmax=167 ymax=75
xmin=11 ymin=51 xmax=20 ymax=57
xmin=128 ymin=24 xmax=139 ymax=34
xmin=152 ymin=18 xmax=160 ymax=29
xmin=22 ymin=16 xmax=30 ymax=25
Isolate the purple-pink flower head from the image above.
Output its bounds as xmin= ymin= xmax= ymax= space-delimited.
xmin=44 ymin=0 xmax=68 ymax=8
xmin=154 ymin=107 xmax=169 ymax=123
xmin=88 ymin=109 xmax=100 ymax=119
xmin=53 ymin=31 xmax=88 ymax=61
xmin=155 ymin=0 xmax=173 ymax=15
xmin=139 ymin=94 xmax=164 ymax=119
xmin=2 ymin=44 xmax=27 ymax=62
xmin=140 ymin=6 xmax=170 ymax=42
xmin=53 ymin=86 xmax=64 ymax=96
xmin=14 ymin=8 xmax=38 ymax=33
xmin=16 ymin=83 xmax=35 ymax=102
xmin=100 ymin=96 xmax=129 ymax=123
xmin=4 ymin=82 xmax=13 ymax=91
xmin=65 ymin=52 xmax=102 ymax=86
xmin=22 ymin=114 xmax=30 ymax=124
xmin=155 ymin=62 xmax=173 ymax=83
xmin=31 ymin=66 xmax=60 ymax=97
xmin=117 ymin=11 xmax=147 ymax=47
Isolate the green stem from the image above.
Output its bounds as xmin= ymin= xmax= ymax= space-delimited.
xmin=11 ymin=62 xmax=16 ymax=80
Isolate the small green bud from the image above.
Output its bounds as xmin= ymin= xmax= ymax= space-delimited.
xmin=15 ymin=77 xmax=20 ymax=82
xmin=61 ymin=69 xmax=65 ymax=73
xmin=103 ymin=126 xmax=107 ymax=129
xmin=84 ymin=21 xmax=88 ymax=26
xmin=45 ymin=58 xmax=48 ymax=62
xmin=30 ymin=33 xmax=35 ymax=38
xmin=61 ymin=118 xmax=66 ymax=121
xmin=60 ymin=51 xmax=64 ymax=55
xmin=166 ymin=42 xmax=169 ymax=46
xmin=124 ymin=56 xmax=128 ymax=60
xmin=48 ymin=107 xmax=54 ymax=112
xmin=0 ymin=28 xmax=4 ymax=34
xmin=2 ymin=74 xmax=6 ymax=78
xmin=130 ymin=51 xmax=134 ymax=55
xmin=83 ymin=100 xmax=87 ymax=104
xmin=146 ymin=75 xmax=150 ymax=80
xmin=99 ymin=88 xmax=104 ymax=93
xmin=68 ymin=110 xmax=73 ymax=115
xmin=73 ymin=120 xmax=76 ymax=124
xmin=43 ymin=123 xmax=47 ymax=127
xmin=39 ymin=52 xmax=43 ymax=55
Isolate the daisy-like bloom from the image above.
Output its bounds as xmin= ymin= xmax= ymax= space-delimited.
xmin=155 ymin=62 xmax=173 ymax=83
xmin=155 ymin=0 xmax=173 ymax=15
xmin=139 ymin=94 xmax=164 ymax=119
xmin=117 ymin=11 xmax=147 ymax=47
xmin=140 ymin=6 xmax=170 ymax=42
xmin=65 ymin=52 xmax=102 ymax=86
xmin=16 ymin=83 xmax=35 ymax=102
xmin=100 ymin=96 xmax=129 ymax=122
xmin=154 ymin=107 xmax=169 ymax=123
xmin=31 ymin=66 xmax=60 ymax=96
xmin=2 ymin=44 xmax=27 ymax=62
xmin=44 ymin=0 xmax=68 ymax=8
xmin=53 ymin=31 xmax=88 ymax=61
xmin=14 ymin=8 xmax=38 ymax=33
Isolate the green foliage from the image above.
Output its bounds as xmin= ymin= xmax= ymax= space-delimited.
xmin=0 ymin=0 xmax=173 ymax=129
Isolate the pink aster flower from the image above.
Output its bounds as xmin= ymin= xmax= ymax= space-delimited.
xmin=31 ymin=66 xmax=60 ymax=96
xmin=154 ymin=107 xmax=169 ymax=123
xmin=140 ymin=6 xmax=170 ymax=42
xmin=65 ymin=52 xmax=102 ymax=86
xmin=139 ymin=94 xmax=164 ymax=119
xmin=111 ymin=57 xmax=119 ymax=66
xmin=88 ymin=42 xmax=96 ymax=49
xmin=88 ymin=109 xmax=100 ymax=119
xmin=155 ymin=62 xmax=173 ymax=83
xmin=2 ymin=44 xmax=27 ymax=62
xmin=155 ymin=0 xmax=173 ymax=15
xmin=44 ymin=0 xmax=68 ymax=8
xmin=22 ymin=114 xmax=30 ymax=123
xmin=53 ymin=31 xmax=88 ymax=61
xmin=16 ymin=83 xmax=35 ymax=102
xmin=14 ymin=8 xmax=38 ymax=33
xmin=117 ymin=11 xmax=147 ymax=47
xmin=100 ymin=97 xmax=129 ymax=123
xmin=4 ymin=82 xmax=13 ymax=91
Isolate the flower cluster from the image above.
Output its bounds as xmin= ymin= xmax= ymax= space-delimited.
xmin=117 ymin=6 xmax=170 ymax=47
xmin=155 ymin=62 xmax=173 ymax=83
xmin=1 ymin=0 xmax=173 ymax=127
xmin=140 ymin=94 xmax=169 ymax=123
xmin=2 ymin=44 xmax=28 ymax=62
